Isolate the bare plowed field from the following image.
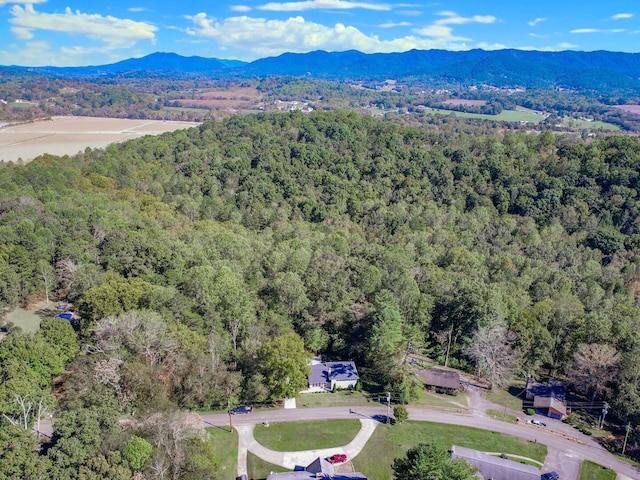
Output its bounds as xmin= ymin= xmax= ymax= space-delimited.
xmin=0 ymin=116 xmax=199 ymax=163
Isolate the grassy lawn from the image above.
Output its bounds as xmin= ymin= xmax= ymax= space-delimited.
xmin=4 ymin=307 xmax=43 ymax=333
xmin=352 ymin=421 xmax=547 ymax=480
xmin=414 ymin=390 xmax=469 ymax=412
xmin=421 ymin=107 xmax=544 ymax=123
xmin=486 ymin=409 xmax=518 ymax=423
xmin=486 ymin=383 xmax=526 ymax=412
xmin=253 ymin=419 xmax=361 ymax=451
xmin=207 ymin=427 xmax=238 ymax=479
xmin=578 ymin=461 xmax=616 ymax=480
xmin=297 ymin=390 xmax=375 ymax=408
xmin=561 ymin=118 xmax=620 ymax=131
xmin=246 ymin=452 xmax=288 ymax=480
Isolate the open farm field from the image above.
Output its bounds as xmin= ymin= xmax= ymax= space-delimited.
xmin=0 ymin=116 xmax=199 ymax=163
xmin=443 ymin=99 xmax=487 ymax=107
xmin=561 ymin=117 xmax=620 ymax=131
xmin=422 ymin=107 xmax=545 ymax=123
xmin=175 ymin=85 xmax=263 ymax=111
xmin=613 ymin=105 xmax=640 ymax=115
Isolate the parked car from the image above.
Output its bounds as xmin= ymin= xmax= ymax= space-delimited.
xmin=541 ymin=472 xmax=559 ymax=480
xmin=230 ymin=405 xmax=253 ymax=415
xmin=531 ymin=419 xmax=546 ymax=427
xmin=327 ymin=453 xmax=347 ymax=464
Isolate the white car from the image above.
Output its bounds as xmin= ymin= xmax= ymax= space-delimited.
xmin=531 ymin=419 xmax=546 ymax=427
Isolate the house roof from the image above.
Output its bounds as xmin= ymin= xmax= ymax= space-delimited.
xmin=526 ymin=380 xmax=566 ymax=401
xmin=306 ymin=457 xmax=335 ymax=475
xmin=533 ymin=396 xmax=567 ymax=416
xmin=451 ymin=445 xmax=540 ymax=480
xmin=266 ymin=474 xmax=368 ymax=479
xmin=266 ymin=456 xmax=368 ymax=479
xmin=419 ymin=368 xmax=461 ymax=390
xmin=309 ymin=362 xmax=359 ymax=385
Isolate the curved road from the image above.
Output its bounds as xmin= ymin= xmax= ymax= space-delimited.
xmin=200 ymin=406 xmax=639 ymax=480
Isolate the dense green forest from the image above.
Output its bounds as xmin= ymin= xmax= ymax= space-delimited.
xmin=3 ymin=110 xmax=640 ymax=477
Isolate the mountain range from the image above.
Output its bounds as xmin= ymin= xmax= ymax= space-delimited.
xmin=12 ymin=49 xmax=640 ymax=94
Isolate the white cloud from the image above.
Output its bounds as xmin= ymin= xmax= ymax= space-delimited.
xmin=407 ymin=10 xmax=495 ymax=45
xmin=128 ymin=7 xmax=148 ymax=12
xmin=185 ymin=13 xmax=482 ymax=60
xmin=0 ymin=0 xmax=46 ymax=4
xmin=257 ymin=0 xmax=390 ymax=11
xmin=9 ymin=5 xmax=157 ymax=49
xmin=612 ymin=13 xmax=633 ymax=20
xmin=413 ymin=24 xmax=469 ymax=42
xmin=231 ymin=5 xmax=252 ymax=12
xmin=571 ymin=28 xmax=598 ymax=34
xmin=0 ymin=40 xmax=52 ymax=66
xmin=528 ymin=17 xmax=546 ymax=27
xmin=434 ymin=11 xmax=496 ymax=25
xmin=571 ymin=28 xmax=625 ymax=34
xmin=10 ymin=26 xmax=33 ymax=39
xmin=378 ymin=21 xmax=411 ymax=28
xmin=517 ymin=43 xmax=578 ymax=52
xmin=475 ymin=42 xmax=507 ymax=50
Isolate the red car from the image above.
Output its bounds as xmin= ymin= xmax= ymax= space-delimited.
xmin=327 ymin=453 xmax=347 ymax=464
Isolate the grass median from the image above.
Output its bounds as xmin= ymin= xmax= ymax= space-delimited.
xmin=578 ymin=461 xmax=616 ymax=480
xmin=352 ymin=421 xmax=547 ymax=480
xmin=253 ymin=419 xmax=361 ymax=451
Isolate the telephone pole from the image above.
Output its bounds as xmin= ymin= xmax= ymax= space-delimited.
xmin=386 ymin=392 xmax=391 ymax=424
xmin=623 ymin=422 xmax=632 ymax=456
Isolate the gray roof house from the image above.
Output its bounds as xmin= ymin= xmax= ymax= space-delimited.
xmin=266 ymin=457 xmax=368 ymax=479
xmin=451 ymin=446 xmax=540 ymax=480
xmin=305 ymin=361 xmax=359 ymax=393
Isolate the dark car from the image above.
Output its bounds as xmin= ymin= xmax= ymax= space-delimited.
xmin=541 ymin=472 xmax=559 ymax=480
xmin=230 ymin=405 xmax=253 ymax=415
xmin=327 ymin=453 xmax=347 ymax=464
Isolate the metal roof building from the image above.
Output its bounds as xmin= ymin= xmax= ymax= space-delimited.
xmin=451 ymin=445 xmax=540 ymax=480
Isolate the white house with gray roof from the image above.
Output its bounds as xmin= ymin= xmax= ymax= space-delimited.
xmin=304 ymin=361 xmax=359 ymax=393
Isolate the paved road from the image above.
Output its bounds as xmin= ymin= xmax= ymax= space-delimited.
xmin=201 ymin=406 xmax=640 ymax=479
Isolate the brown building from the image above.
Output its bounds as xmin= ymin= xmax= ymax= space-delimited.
xmin=419 ymin=368 xmax=461 ymax=393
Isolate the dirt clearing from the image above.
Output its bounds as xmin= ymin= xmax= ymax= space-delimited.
xmin=0 ymin=116 xmax=199 ymax=163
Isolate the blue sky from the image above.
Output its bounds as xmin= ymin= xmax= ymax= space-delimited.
xmin=0 ymin=1 xmax=639 ymax=66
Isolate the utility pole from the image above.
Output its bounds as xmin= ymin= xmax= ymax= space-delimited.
xmin=227 ymin=399 xmax=233 ymax=433
xmin=600 ymin=403 xmax=608 ymax=429
xmin=386 ymin=392 xmax=391 ymax=425
xmin=623 ymin=422 xmax=632 ymax=456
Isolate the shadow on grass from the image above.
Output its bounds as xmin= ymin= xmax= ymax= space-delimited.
xmin=508 ymin=385 xmax=526 ymax=399
xmin=203 ymin=419 xmax=233 ymax=433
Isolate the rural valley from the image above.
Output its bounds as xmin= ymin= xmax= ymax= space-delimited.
xmin=3 ymin=30 xmax=640 ymax=480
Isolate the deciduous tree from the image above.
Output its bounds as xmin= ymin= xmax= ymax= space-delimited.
xmin=392 ymin=443 xmax=478 ymax=480
xmin=568 ymin=343 xmax=619 ymax=404
xmin=261 ymin=332 xmax=310 ymax=400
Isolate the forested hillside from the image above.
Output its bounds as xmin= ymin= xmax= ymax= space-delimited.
xmin=2 ymin=110 xmax=640 ymax=476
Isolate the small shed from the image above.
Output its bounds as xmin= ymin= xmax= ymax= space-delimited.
xmin=451 ymin=445 xmax=540 ymax=480
xmin=533 ymin=396 xmax=567 ymax=420
xmin=526 ymin=380 xmax=567 ymax=420
xmin=419 ymin=368 xmax=461 ymax=393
